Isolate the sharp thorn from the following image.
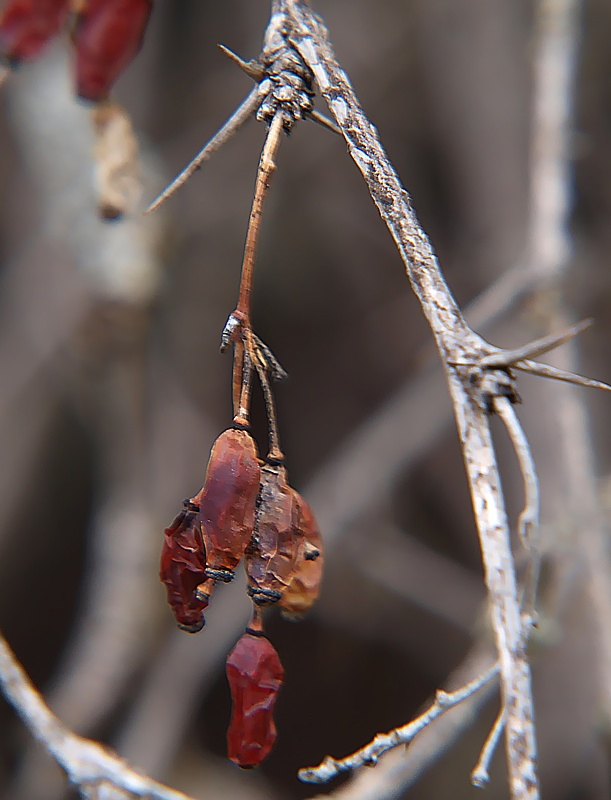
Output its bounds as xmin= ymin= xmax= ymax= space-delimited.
xmin=146 ymin=88 xmax=259 ymax=213
xmin=306 ymin=108 xmax=341 ymax=135
xmin=480 ymin=318 xmax=593 ymax=369
xmin=513 ymin=358 xmax=611 ymax=392
xmin=218 ymin=44 xmax=264 ymax=81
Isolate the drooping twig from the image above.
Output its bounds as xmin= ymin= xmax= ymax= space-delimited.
xmin=299 ymin=662 xmax=500 ymax=784
xmin=222 ymin=111 xmax=284 ymax=420
xmin=0 ymin=631 xmax=197 ymax=800
xmin=235 ymin=112 xmax=284 ymax=325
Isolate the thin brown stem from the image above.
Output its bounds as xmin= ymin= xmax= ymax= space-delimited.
xmin=227 ymin=112 xmax=284 ymax=422
xmin=252 ymin=339 xmax=284 ymax=461
xmin=236 ymin=112 xmax=284 ymax=320
xmin=235 ymin=337 xmax=254 ymax=425
xmin=231 ymin=338 xmax=244 ymax=420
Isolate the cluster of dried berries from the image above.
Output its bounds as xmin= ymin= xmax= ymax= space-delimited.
xmin=0 ymin=0 xmax=152 ymax=101
xmin=155 ymin=22 xmax=328 ymax=771
xmin=160 ymin=418 xmax=323 ymax=767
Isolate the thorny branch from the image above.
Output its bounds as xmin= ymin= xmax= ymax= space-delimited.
xmin=2 ymin=2 xmax=609 ymax=799
xmin=273 ymin=0 xmax=609 ymax=797
xmin=141 ymin=0 xmax=610 ymax=796
xmin=0 ymin=631 xmax=197 ymax=800
xmin=279 ymin=1 xmax=538 ymax=796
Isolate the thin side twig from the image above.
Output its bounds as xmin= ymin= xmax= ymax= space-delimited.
xmin=471 ymin=708 xmax=507 ymax=788
xmin=299 ymin=662 xmax=500 ymax=784
xmin=494 ymin=397 xmax=540 ymax=625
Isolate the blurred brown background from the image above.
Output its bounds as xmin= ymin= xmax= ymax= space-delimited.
xmin=1 ymin=0 xmax=611 ymax=798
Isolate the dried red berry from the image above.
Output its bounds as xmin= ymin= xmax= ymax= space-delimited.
xmin=198 ymin=427 xmax=261 ymax=583
xmin=159 ymin=499 xmax=208 ymax=633
xmin=245 ymin=462 xmax=300 ymax=606
xmin=226 ymin=632 xmax=284 ymax=768
xmin=279 ymin=492 xmax=323 ymax=619
xmin=0 ymin=0 xmax=70 ymax=63
xmin=73 ymin=0 xmax=152 ymax=102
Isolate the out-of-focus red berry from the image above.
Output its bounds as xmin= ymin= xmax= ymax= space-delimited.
xmin=0 ymin=0 xmax=71 ymax=63
xmin=73 ymin=0 xmax=152 ymax=102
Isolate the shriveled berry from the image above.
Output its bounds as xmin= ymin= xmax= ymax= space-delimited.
xmin=245 ymin=462 xmax=300 ymax=606
xmin=0 ymin=0 xmax=71 ymax=63
xmin=198 ymin=428 xmax=260 ymax=583
xmin=226 ymin=632 xmax=284 ymax=768
xmin=159 ymin=499 xmax=208 ymax=633
xmin=279 ymin=492 xmax=323 ymax=619
xmin=73 ymin=0 xmax=152 ymax=102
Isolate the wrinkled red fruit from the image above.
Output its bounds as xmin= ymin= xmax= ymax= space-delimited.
xmin=73 ymin=0 xmax=152 ymax=101
xmin=198 ymin=427 xmax=260 ymax=583
xmin=245 ymin=462 xmax=300 ymax=606
xmin=279 ymin=492 xmax=323 ymax=619
xmin=226 ymin=632 xmax=284 ymax=768
xmin=159 ymin=499 xmax=208 ymax=633
xmin=0 ymin=0 xmax=70 ymax=63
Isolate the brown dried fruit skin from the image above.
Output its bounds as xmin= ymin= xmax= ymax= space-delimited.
xmin=226 ymin=632 xmax=284 ymax=768
xmin=279 ymin=491 xmax=323 ymax=619
xmin=198 ymin=428 xmax=260 ymax=582
xmin=246 ymin=463 xmax=300 ymax=605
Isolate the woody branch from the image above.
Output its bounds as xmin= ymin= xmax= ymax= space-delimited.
xmin=279 ymin=1 xmax=542 ymax=797
xmin=0 ymin=631 xmax=197 ymax=800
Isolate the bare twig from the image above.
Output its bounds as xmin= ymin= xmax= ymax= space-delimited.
xmin=494 ymin=397 xmax=540 ymax=624
xmin=299 ymin=662 xmax=500 ymax=784
xmin=309 ymin=645 xmax=499 ymax=800
xmin=471 ymin=707 xmax=506 ymax=788
xmin=0 ymin=631 xmax=198 ymax=800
